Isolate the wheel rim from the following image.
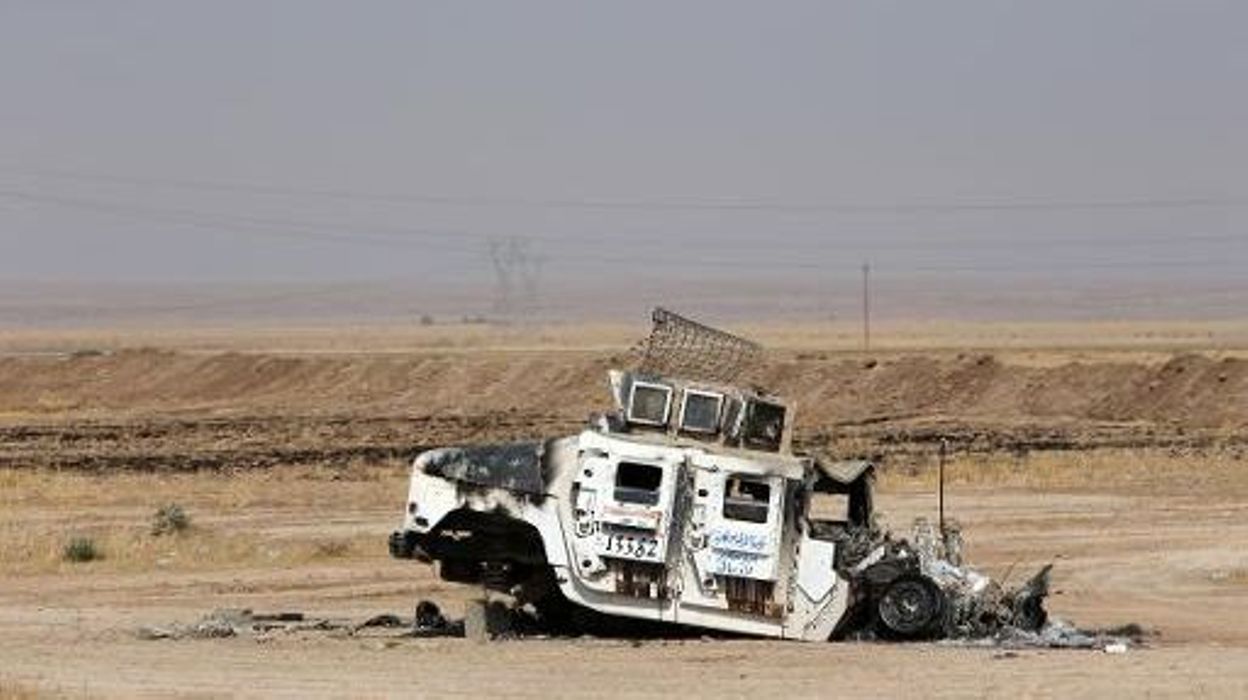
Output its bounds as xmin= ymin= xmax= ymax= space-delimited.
xmin=878 ymin=578 xmax=939 ymax=636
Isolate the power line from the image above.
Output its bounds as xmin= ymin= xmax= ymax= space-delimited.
xmin=3 ymin=188 xmax=1243 ymax=275
xmin=0 ymin=189 xmax=489 ymax=250
xmin=5 ymin=165 xmax=1248 ymax=214
xmin=0 ymin=284 xmax=371 ymax=322
xmin=10 ymin=183 xmax=1241 ymax=251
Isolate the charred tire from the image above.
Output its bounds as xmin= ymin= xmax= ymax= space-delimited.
xmin=414 ymin=600 xmax=449 ymax=633
xmin=876 ymin=575 xmax=945 ymax=639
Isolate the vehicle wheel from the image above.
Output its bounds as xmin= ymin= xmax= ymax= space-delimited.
xmin=876 ymin=575 xmax=945 ymax=639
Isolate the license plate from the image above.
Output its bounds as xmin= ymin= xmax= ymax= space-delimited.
xmin=603 ymin=532 xmax=660 ymax=560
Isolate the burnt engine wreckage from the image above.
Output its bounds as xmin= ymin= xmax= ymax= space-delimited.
xmin=390 ymin=309 xmax=1053 ymax=641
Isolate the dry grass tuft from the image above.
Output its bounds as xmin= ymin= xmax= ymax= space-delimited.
xmin=2 ymin=318 xmax=1246 ymax=356
xmin=0 ymin=466 xmax=402 ymax=576
xmin=313 ymin=539 xmax=353 ymax=559
xmin=150 ymin=503 xmax=191 ymax=536
xmin=0 ymin=680 xmax=43 ymax=700
xmin=61 ymin=537 xmax=100 ymax=563
xmin=1221 ymin=569 xmax=1248 ymax=586
xmin=1 ymin=519 xmax=383 ymax=575
xmin=0 ymin=464 xmax=402 ymax=512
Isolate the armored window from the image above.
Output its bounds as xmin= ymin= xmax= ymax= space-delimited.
xmin=723 ymin=477 xmax=771 ymax=523
xmin=614 ymin=461 xmax=664 ymax=506
xmin=742 ymin=399 xmax=786 ymax=452
xmin=679 ymin=389 xmax=723 ymax=434
xmin=628 ymin=381 xmax=673 ymax=426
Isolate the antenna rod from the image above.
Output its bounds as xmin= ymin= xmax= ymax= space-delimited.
xmin=938 ymin=437 xmax=948 ymax=533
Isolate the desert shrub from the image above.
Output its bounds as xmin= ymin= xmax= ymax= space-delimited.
xmin=62 ymin=537 xmax=100 ymax=563
xmin=151 ymin=503 xmax=191 ymax=536
xmin=0 ymin=679 xmax=44 ymax=700
xmin=314 ymin=539 xmax=351 ymax=558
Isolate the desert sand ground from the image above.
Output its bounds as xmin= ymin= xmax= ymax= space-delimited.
xmin=1 ymin=321 xmax=1246 ymax=698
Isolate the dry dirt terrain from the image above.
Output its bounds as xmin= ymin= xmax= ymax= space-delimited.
xmin=2 ymin=322 xmax=1247 ymax=698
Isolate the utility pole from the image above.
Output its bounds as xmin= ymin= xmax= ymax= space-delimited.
xmin=861 ymin=261 xmax=871 ymax=351
xmin=938 ymin=437 xmax=948 ymax=534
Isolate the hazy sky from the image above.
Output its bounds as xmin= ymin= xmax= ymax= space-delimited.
xmin=1 ymin=1 xmax=1245 ymax=320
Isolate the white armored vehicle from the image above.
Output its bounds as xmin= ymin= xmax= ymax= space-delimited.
xmin=390 ymin=310 xmax=1048 ymax=641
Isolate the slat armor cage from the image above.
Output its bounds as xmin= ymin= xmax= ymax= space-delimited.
xmin=635 ymin=307 xmax=763 ymax=384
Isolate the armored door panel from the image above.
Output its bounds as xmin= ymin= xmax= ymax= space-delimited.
xmin=568 ymin=436 xmax=684 ymax=600
xmin=680 ymin=453 xmax=788 ymax=620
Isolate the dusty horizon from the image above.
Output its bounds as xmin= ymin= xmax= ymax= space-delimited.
xmin=3 ymin=2 xmax=1244 ymax=328
xmin=1 ymin=274 xmax=1244 ymax=330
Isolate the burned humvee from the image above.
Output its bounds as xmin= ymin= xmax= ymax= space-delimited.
xmin=390 ymin=309 xmax=1049 ymax=641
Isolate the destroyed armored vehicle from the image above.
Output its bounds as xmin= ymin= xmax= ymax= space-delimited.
xmin=390 ymin=309 xmax=1049 ymax=641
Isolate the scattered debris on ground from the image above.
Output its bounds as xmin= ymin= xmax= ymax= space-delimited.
xmin=944 ymin=617 xmax=1143 ymax=652
xmin=136 ymin=603 xmax=468 ymax=642
xmin=138 ymin=599 xmax=1144 ymax=652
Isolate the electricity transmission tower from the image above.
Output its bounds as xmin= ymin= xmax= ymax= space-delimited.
xmin=487 ymin=237 xmax=544 ymax=322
